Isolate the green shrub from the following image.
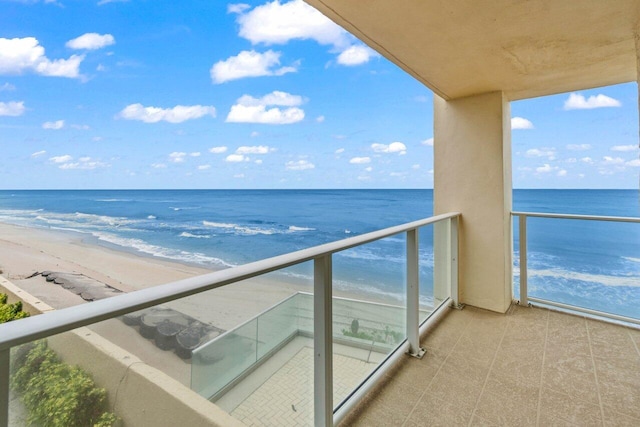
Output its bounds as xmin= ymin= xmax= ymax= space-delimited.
xmin=12 ymin=341 xmax=119 ymax=427
xmin=0 ymin=294 xmax=30 ymax=323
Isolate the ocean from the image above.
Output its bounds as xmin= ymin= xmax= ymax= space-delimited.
xmin=0 ymin=189 xmax=637 ymax=319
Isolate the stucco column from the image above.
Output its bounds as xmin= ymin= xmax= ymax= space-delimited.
xmin=433 ymin=91 xmax=512 ymax=313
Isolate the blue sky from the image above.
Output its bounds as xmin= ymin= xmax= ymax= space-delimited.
xmin=0 ymin=0 xmax=638 ymax=189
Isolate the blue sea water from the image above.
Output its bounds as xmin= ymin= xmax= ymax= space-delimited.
xmin=0 ymin=189 xmax=637 ymax=319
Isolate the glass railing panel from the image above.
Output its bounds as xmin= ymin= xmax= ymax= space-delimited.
xmin=513 ymin=215 xmax=522 ymax=301
xmin=332 ymin=235 xmax=406 ymax=410
xmin=524 ymin=216 xmax=640 ymax=320
xmin=419 ymin=223 xmax=437 ymax=322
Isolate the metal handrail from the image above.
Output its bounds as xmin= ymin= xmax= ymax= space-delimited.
xmin=512 ymin=210 xmax=640 ymax=326
xmin=512 ymin=211 xmax=640 ymax=223
xmin=0 ymin=212 xmax=459 ymax=351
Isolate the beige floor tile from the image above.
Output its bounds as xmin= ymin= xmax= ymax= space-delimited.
xmin=407 ymin=393 xmax=473 ymax=427
xmin=539 ymin=387 xmax=603 ymax=426
xmin=597 ymin=377 xmax=640 ymax=419
xmin=426 ymin=364 xmax=485 ymax=414
xmin=343 ymin=402 xmax=407 ymax=427
xmin=368 ymin=374 xmax=422 ymax=415
xmin=474 ymin=386 xmax=538 ymax=426
xmin=385 ymin=353 xmax=440 ymax=390
xmin=602 ymin=405 xmax=640 ymax=427
xmin=469 ymin=414 xmax=498 ymax=426
xmin=537 ymin=413 xmax=581 ymax=426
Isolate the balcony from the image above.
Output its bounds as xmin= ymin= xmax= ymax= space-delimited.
xmin=1 ymin=211 xmax=638 ymax=426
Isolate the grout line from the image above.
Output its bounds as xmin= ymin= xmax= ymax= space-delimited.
xmin=627 ymin=327 xmax=640 ymax=358
xmin=466 ymin=308 xmax=512 ymax=427
xmin=400 ymin=309 xmax=471 ymax=427
xmin=585 ymin=319 xmax=606 ymax=424
xmin=534 ymin=308 xmax=550 ymax=427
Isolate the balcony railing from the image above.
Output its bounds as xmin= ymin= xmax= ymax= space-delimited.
xmin=513 ymin=211 xmax=640 ymax=326
xmin=0 ymin=212 xmax=460 ymax=427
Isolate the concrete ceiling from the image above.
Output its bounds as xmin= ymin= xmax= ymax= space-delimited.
xmin=305 ymin=0 xmax=640 ymax=101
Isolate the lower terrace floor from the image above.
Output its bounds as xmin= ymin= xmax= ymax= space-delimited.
xmin=341 ymin=304 xmax=640 ymax=427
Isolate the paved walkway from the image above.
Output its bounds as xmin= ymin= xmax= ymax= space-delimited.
xmin=231 ymin=346 xmax=378 ymax=426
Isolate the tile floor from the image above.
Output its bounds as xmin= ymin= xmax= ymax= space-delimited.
xmin=340 ymin=304 xmax=640 ymax=426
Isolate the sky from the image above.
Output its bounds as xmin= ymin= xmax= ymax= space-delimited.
xmin=0 ymin=0 xmax=638 ymax=190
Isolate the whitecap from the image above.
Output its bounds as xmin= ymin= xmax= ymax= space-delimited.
xmin=288 ymin=225 xmax=316 ymax=232
xmin=529 ymin=268 xmax=640 ymax=288
xmin=180 ymin=232 xmax=211 ymax=239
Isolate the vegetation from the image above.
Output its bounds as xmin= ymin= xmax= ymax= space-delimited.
xmin=11 ymin=341 xmax=119 ymax=427
xmin=342 ymin=324 xmax=403 ymax=345
xmin=0 ymin=293 xmax=29 ymax=323
xmin=0 ymin=295 xmax=118 ymax=426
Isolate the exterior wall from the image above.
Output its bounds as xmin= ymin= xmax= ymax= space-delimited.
xmin=433 ymin=91 xmax=513 ymax=313
xmin=0 ymin=277 xmax=243 ymax=427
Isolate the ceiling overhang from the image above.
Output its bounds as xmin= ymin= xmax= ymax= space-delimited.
xmin=306 ymin=0 xmax=640 ymax=100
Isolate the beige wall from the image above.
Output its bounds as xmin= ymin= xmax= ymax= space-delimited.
xmin=433 ymin=91 xmax=513 ymax=313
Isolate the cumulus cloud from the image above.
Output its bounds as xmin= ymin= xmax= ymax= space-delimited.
xmin=236 ymin=145 xmax=271 ymax=154
xmin=335 ymin=148 xmax=345 ymax=154
xmin=626 ymin=159 xmax=640 ymax=167
xmin=151 ymin=163 xmax=167 ymax=169
xmin=211 ymin=50 xmax=297 ymax=84
xmin=611 ymin=144 xmax=638 ymax=152
xmin=228 ymin=3 xmax=251 ymax=14
xmin=209 ymin=146 xmax=228 ymax=154
xmin=0 ymin=37 xmax=84 ymax=78
xmin=226 ymin=90 xmax=305 ymax=124
xmin=31 ymin=150 xmax=46 ymax=158
xmin=602 ymin=156 xmax=624 ymax=165
xmin=286 ymin=159 xmax=314 ymax=170
xmin=350 ymin=157 xmax=371 ymax=164
xmin=557 ymin=169 xmax=567 ymax=177
xmin=197 ymin=164 xmax=211 ymax=170
xmin=511 ymin=117 xmax=534 ymax=130
xmin=536 ymin=164 xmax=553 ymax=173
xmin=337 ymin=45 xmax=377 ymax=66
xmin=0 ymin=83 xmax=15 ymax=91
xmin=66 ymin=33 xmax=115 ymax=50
xmin=118 ymin=103 xmax=216 ymax=123
xmin=42 ymin=120 xmax=64 ymax=129
xmin=371 ymin=142 xmax=406 ymax=155
xmin=49 ymin=154 xmax=73 ymax=163
xmin=316 ymin=115 xmax=325 ymax=123
xmin=226 ymin=154 xmax=250 ymax=162
xmin=581 ymin=157 xmax=594 ymax=164
xmin=526 ymin=148 xmax=556 ymax=160
xmin=0 ymin=101 xmax=25 ymax=116
xmin=563 ymin=93 xmax=621 ymax=110
xmin=566 ymin=144 xmax=591 ymax=151
xmin=58 ymin=157 xmax=108 ymax=170
xmin=71 ymin=124 xmax=90 ymax=130
xmin=234 ymin=0 xmax=374 ymax=66
xmin=422 ymin=138 xmax=434 ymax=146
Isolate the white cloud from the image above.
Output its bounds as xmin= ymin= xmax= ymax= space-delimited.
xmin=0 ymin=83 xmax=15 ymax=91
xmin=236 ymin=145 xmax=271 ymax=154
xmin=118 ymin=103 xmax=216 ymax=123
xmin=536 ymin=164 xmax=553 ymax=173
xmin=254 ymin=159 xmax=263 ymax=164
xmin=228 ymin=3 xmax=251 ymax=14
xmin=350 ymin=156 xmax=371 ymax=164
xmin=31 ymin=150 xmax=46 ymax=158
xmin=316 ymin=115 xmax=325 ymax=123
xmin=335 ymin=148 xmax=345 ymax=154
xmin=364 ymin=166 xmax=373 ymax=172
xmin=581 ymin=157 xmax=594 ymax=164
xmin=209 ymin=146 xmax=228 ymax=154
xmin=210 ymin=50 xmax=297 ymax=84
xmin=234 ymin=173 xmax=245 ymax=178
xmin=0 ymin=101 xmax=25 ymax=116
xmin=625 ymin=159 xmax=640 ymax=167
xmin=250 ymin=131 xmax=260 ymax=137
xmin=611 ymin=144 xmax=638 ymax=152
xmin=190 ymin=152 xmax=200 ymax=157
xmin=49 ymin=154 xmax=73 ymax=163
xmin=66 ymin=33 xmax=115 ymax=50
xmin=71 ymin=124 xmax=90 ymax=130
xmin=412 ymin=164 xmax=420 ymax=169
xmin=59 ymin=157 xmax=108 ymax=170
xmin=511 ymin=117 xmax=534 ymax=130
xmin=286 ymin=159 xmax=314 ymax=170
xmin=371 ymin=142 xmax=406 ymax=155
xmin=42 ymin=119 xmax=64 ymax=130
xmin=566 ymin=158 xmax=577 ymax=163
xmin=336 ymin=45 xmax=377 ymax=66
xmin=151 ymin=163 xmax=167 ymax=169
xmin=198 ymin=164 xmax=211 ymax=170
xmin=602 ymin=156 xmax=624 ymax=165
xmin=563 ymin=93 xmax=621 ymax=110
xmin=226 ymin=154 xmax=250 ymax=162
xmin=0 ymin=37 xmax=84 ymax=78
xmin=235 ymin=0 xmax=372 ymax=66
xmin=169 ymin=152 xmax=187 ymax=163
xmin=566 ymin=144 xmax=591 ymax=151
xmin=422 ymin=138 xmax=434 ymax=146
xmin=557 ymin=169 xmax=567 ymax=177
xmin=526 ymin=148 xmax=556 ymax=160
xmin=226 ymin=91 xmax=305 ymax=124
xmin=97 ymin=0 xmax=130 ymax=5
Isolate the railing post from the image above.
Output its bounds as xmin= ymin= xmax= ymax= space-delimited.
xmin=406 ymin=229 xmax=425 ymax=359
xmin=0 ymin=348 xmax=9 ymax=427
xmin=450 ymin=217 xmax=460 ymax=308
xmin=314 ymin=255 xmax=333 ymax=427
xmin=518 ymin=215 xmax=529 ymax=306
